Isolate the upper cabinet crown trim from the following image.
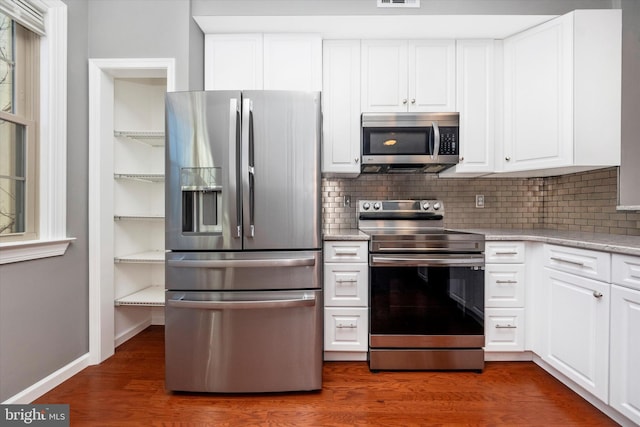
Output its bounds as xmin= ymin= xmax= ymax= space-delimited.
xmin=193 ymin=15 xmax=557 ymax=39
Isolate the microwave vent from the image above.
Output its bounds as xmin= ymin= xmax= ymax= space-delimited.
xmin=377 ymin=0 xmax=420 ymax=8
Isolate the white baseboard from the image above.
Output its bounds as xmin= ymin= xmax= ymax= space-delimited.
xmin=2 ymin=353 xmax=90 ymax=404
xmin=114 ymin=319 xmax=151 ymax=348
xmin=485 ymin=351 xmax=534 ymax=362
xmin=324 ymin=351 xmax=368 ymax=362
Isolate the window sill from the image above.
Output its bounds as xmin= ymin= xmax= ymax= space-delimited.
xmin=0 ymin=238 xmax=76 ymax=265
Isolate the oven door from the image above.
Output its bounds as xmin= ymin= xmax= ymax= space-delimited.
xmin=369 ymin=254 xmax=485 ymax=349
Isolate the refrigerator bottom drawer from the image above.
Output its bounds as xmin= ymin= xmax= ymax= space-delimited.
xmin=165 ymin=290 xmax=323 ymax=393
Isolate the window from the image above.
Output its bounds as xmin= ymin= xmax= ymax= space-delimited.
xmin=0 ymin=0 xmax=70 ymax=264
xmin=0 ymin=13 xmax=39 ymax=242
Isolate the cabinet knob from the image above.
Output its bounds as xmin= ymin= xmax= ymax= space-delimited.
xmin=459 ymin=156 xmax=464 ymax=162
xmin=354 ymin=157 xmax=359 ymax=164
xmin=402 ymin=99 xmax=408 ymax=105
xmin=593 ymin=291 xmax=603 ymax=299
xmin=411 ymin=99 xmax=416 ymax=104
xmin=505 ymin=156 xmax=511 ymax=161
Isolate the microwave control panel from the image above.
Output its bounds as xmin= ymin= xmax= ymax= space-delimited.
xmin=438 ymin=127 xmax=458 ymax=155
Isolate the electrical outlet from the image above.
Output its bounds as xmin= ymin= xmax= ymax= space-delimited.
xmin=344 ymin=195 xmax=351 ymax=207
xmin=475 ymin=194 xmax=485 ymax=208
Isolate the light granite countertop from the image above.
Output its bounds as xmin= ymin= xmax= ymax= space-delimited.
xmin=324 ymin=228 xmax=640 ymax=257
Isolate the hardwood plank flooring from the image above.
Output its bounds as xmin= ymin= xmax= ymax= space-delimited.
xmin=35 ymin=326 xmax=616 ymax=426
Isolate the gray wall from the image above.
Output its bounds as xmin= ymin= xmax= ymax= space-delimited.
xmin=1 ymin=0 xmax=634 ymax=402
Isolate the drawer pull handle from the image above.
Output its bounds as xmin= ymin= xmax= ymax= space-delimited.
xmin=495 ymin=324 xmax=517 ymax=329
xmin=550 ymin=256 xmax=585 ymax=267
xmin=593 ymin=291 xmax=603 ymax=299
xmin=495 ymin=251 xmax=518 ymax=255
xmin=334 ymin=248 xmax=358 ymax=256
xmin=495 ymin=280 xmax=518 ymax=284
xmin=336 ymin=324 xmax=357 ymax=329
xmin=336 ymin=279 xmax=357 ymax=285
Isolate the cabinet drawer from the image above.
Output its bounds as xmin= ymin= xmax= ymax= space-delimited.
xmin=485 ymin=264 xmax=525 ymax=307
xmin=612 ymin=254 xmax=640 ymax=291
xmin=324 ymin=241 xmax=368 ymax=263
xmin=544 ymin=244 xmax=611 ymax=282
xmin=485 ymin=242 xmax=525 ymax=263
xmin=324 ymin=263 xmax=368 ymax=307
xmin=485 ymin=308 xmax=525 ymax=352
xmin=324 ymin=307 xmax=368 ymax=352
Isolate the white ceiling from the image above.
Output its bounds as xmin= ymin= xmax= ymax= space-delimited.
xmin=193 ymin=14 xmax=557 ymax=39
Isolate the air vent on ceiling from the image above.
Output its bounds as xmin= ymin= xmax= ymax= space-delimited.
xmin=377 ymin=0 xmax=420 ymax=8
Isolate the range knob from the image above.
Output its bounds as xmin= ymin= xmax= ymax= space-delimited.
xmin=362 ymin=202 xmax=371 ymax=210
xmin=433 ymin=202 xmax=441 ymax=210
xmin=422 ymin=202 xmax=430 ymax=210
xmin=373 ymin=202 xmax=381 ymax=210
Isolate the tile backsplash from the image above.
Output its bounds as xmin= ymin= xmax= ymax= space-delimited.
xmin=322 ymin=167 xmax=640 ymax=236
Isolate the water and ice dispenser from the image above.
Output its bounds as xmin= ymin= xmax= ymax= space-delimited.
xmin=180 ymin=167 xmax=222 ymax=234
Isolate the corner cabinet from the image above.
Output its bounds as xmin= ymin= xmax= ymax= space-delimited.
xmin=322 ymin=40 xmax=361 ymax=177
xmin=501 ymin=10 xmax=621 ymax=176
xmin=204 ymin=33 xmax=321 ymax=91
xmin=541 ymin=244 xmax=611 ymax=403
xmin=361 ymin=39 xmax=455 ymax=113
xmin=113 ymin=78 xmax=167 ymax=345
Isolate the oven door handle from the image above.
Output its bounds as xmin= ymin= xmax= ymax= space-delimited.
xmin=370 ymin=255 xmax=484 ymax=267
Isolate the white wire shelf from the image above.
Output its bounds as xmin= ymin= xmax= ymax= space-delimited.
xmin=114 ymin=250 xmax=165 ymax=264
xmin=114 ymin=130 xmax=165 ymax=147
xmin=114 ymin=173 xmax=164 ymax=183
xmin=115 ymin=285 xmax=165 ymax=307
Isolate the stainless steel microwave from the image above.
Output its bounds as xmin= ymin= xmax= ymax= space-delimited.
xmin=361 ymin=112 xmax=459 ymax=174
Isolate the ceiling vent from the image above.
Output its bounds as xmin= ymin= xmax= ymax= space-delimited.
xmin=377 ymin=0 xmax=420 ymax=8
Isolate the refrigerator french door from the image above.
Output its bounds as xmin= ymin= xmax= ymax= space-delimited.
xmin=165 ymin=91 xmax=322 ymax=393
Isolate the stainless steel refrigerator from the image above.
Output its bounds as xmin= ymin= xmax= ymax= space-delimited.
xmin=164 ymin=91 xmax=322 ymax=393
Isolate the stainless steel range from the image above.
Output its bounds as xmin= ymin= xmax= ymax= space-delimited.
xmin=359 ymin=200 xmax=486 ymax=371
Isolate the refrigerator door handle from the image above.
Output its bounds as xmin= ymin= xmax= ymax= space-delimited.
xmin=242 ymin=98 xmax=255 ymax=238
xmin=167 ymin=257 xmax=316 ymax=268
xmin=230 ymin=98 xmax=241 ymax=238
xmin=166 ymin=295 xmax=317 ymax=310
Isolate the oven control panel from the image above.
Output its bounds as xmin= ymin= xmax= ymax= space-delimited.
xmin=359 ymin=199 xmax=444 ymax=214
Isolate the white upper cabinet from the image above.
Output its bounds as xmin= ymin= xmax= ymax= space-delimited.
xmin=204 ymin=33 xmax=321 ymax=91
xmin=361 ymin=40 xmax=455 ymax=112
xmin=205 ymin=34 xmax=264 ymax=90
xmin=501 ymin=10 xmax=621 ymax=175
xmin=322 ymin=40 xmax=361 ymax=176
xmin=263 ymin=34 xmax=322 ymax=91
xmin=442 ymin=39 xmax=496 ymax=176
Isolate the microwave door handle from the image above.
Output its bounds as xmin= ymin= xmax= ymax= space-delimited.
xmin=431 ymin=121 xmax=440 ymax=160
xmin=229 ymin=98 xmax=241 ymax=238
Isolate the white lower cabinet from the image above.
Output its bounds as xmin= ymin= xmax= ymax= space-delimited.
xmin=610 ymin=254 xmax=640 ymax=425
xmin=484 ymin=242 xmax=525 ymax=353
xmin=323 ymin=240 xmax=369 ymax=361
xmin=542 ymin=245 xmax=610 ymax=403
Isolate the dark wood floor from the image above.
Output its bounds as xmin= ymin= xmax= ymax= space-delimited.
xmin=35 ymin=326 xmax=616 ymax=426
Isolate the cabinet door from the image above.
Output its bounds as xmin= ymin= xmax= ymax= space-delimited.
xmin=324 ymin=307 xmax=368 ymax=352
xmin=543 ymin=268 xmax=609 ymax=402
xmin=610 ymin=285 xmax=640 ymax=425
xmin=485 ymin=308 xmax=525 ymax=352
xmin=361 ymin=40 xmax=408 ymax=112
xmin=485 ymin=264 xmax=525 ymax=307
xmin=263 ymin=34 xmax=321 ymax=91
xmin=322 ymin=40 xmax=361 ymax=176
xmin=502 ymin=14 xmax=573 ymax=172
xmin=204 ymin=34 xmax=263 ymax=90
xmin=408 ymin=40 xmax=455 ymax=112
xmin=324 ymin=263 xmax=368 ymax=307
xmin=454 ymin=40 xmax=494 ymax=173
